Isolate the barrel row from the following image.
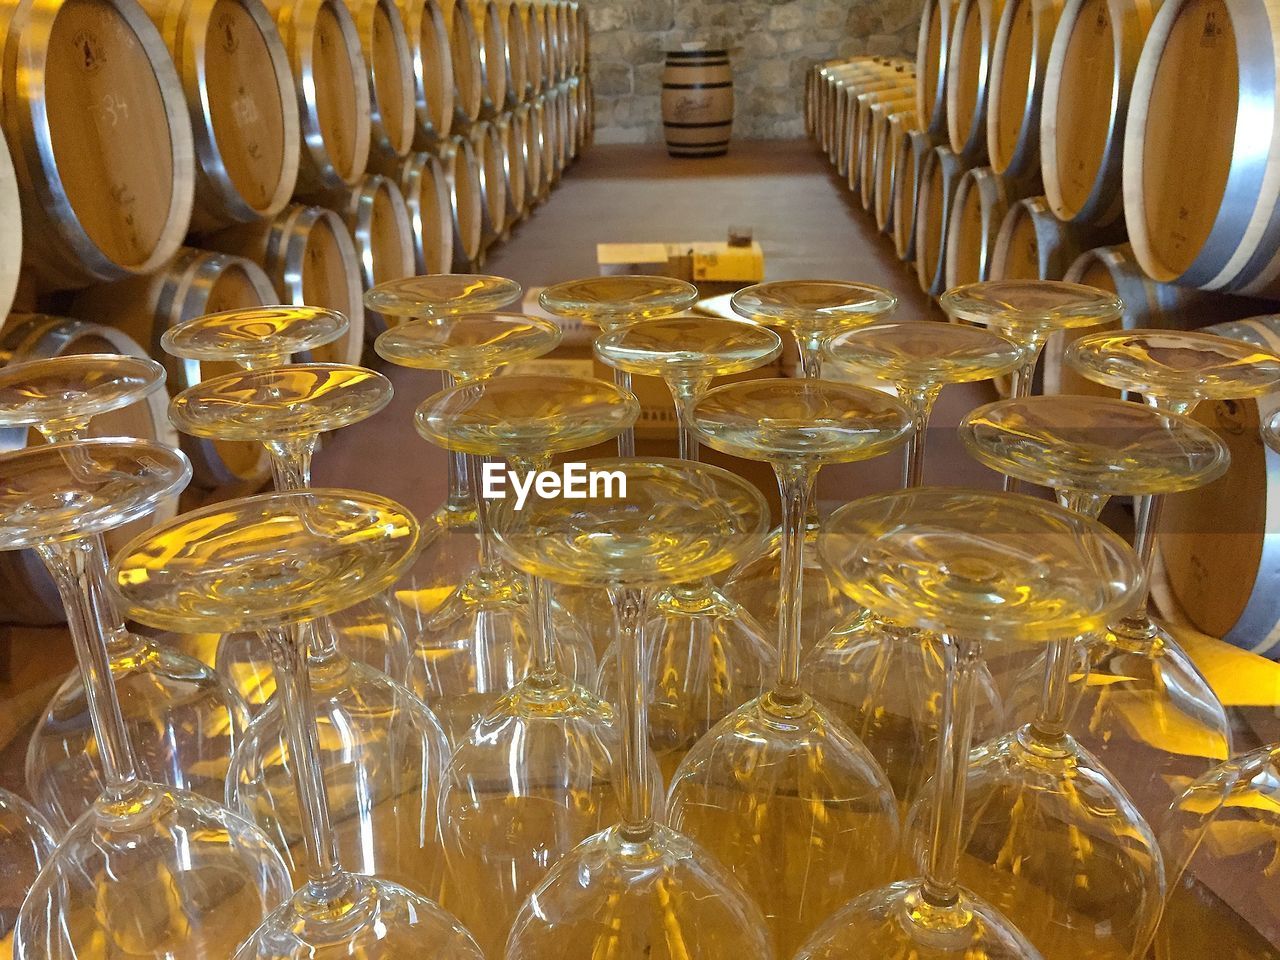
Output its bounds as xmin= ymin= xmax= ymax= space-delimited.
xmin=0 ymin=0 xmax=589 ymax=301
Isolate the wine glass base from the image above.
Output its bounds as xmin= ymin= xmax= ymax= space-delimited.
xmin=905 ymin=726 xmax=1163 ymax=959
xmin=797 ymin=879 xmax=1043 ymax=959
xmin=15 ymin=782 xmax=290 ymax=959
xmin=233 ymin=874 xmax=482 ymax=960
xmin=667 ymin=690 xmax=900 ymax=957
xmin=505 ymin=823 xmax=771 ymax=960
xmin=27 ymin=638 xmax=251 ymax=829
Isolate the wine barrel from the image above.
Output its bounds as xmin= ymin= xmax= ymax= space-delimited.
xmin=496 ymin=111 xmax=528 ymax=219
xmin=876 ymin=111 xmax=918 ymax=235
xmin=1041 ymin=0 xmax=1154 ymax=227
xmin=893 ymin=129 xmax=933 ymax=261
xmin=398 ymin=151 xmax=453 ymax=274
xmin=263 ymin=0 xmax=371 ymax=195
xmin=918 ymin=0 xmax=961 ymax=138
xmin=206 ymin=204 xmax=365 ymax=363
xmin=439 ymin=135 xmax=484 ymax=267
xmin=916 ymin=145 xmax=968 ymax=295
xmin=0 ymin=0 xmax=196 ymax=289
xmin=450 ymin=0 xmax=485 ymax=125
xmin=548 ymin=1 xmax=565 ymax=82
xmin=567 ymin=2 xmax=583 ymax=75
xmin=989 ymin=194 xmax=1102 ymax=280
xmin=557 ymin=1 xmax=573 ymax=78
xmin=574 ymin=73 xmax=591 ymax=151
xmin=524 ymin=99 xmax=546 ymax=202
xmin=1125 ymin=0 xmax=1280 ymax=298
xmin=0 ymin=137 xmax=21 ymax=322
xmin=398 ymin=0 xmax=454 ymax=144
xmin=662 ymin=49 xmax=734 ymax=158
xmin=554 ymin=79 xmax=572 ymax=168
xmin=836 ymin=73 xmax=910 ymax=173
xmin=501 ymin=0 xmax=529 ymax=103
xmin=947 ymin=0 xmax=1005 ymax=162
xmin=986 ymin=0 xmax=1064 ymax=182
xmin=322 ymin=174 xmax=415 ymax=306
xmin=351 ymin=0 xmax=416 ymax=168
xmin=1159 ymin=315 xmax=1280 ymax=659
xmin=140 ymin=0 xmax=300 ymax=234
xmin=472 ymin=0 xmax=508 ymax=115
xmin=1041 ymin=243 xmax=1276 ymax=395
xmin=945 ymin=166 xmax=1012 ymax=286
xmin=857 ymin=94 xmax=916 ymax=203
xmin=820 ymin=61 xmax=885 ymax=157
xmin=523 ymin=1 xmax=547 ymax=94
xmin=538 ymin=89 xmax=559 ymax=186
xmin=0 ymin=314 xmax=183 ymax=625
xmin=469 ymin=120 xmax=508 ymax=242
xmin=68 ymin=247 xmax=276 ymax=488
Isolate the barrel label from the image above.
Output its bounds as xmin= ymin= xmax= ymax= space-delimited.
xmin=96 ymin=92 xmax=129 ymax=129
xmin=216 ymin=11 xmax=241 ymax=53
xmin=73 ymin=29 xmax=106 ymax=73
xmin=671 ymin=94 xmax=715 ymax=121
xmin=1201 ymin=9 xmax=1223 ymax=45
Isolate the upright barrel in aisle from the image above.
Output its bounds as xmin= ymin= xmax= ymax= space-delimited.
xmin=662 ymin=49 xmax=734 ymax=158
xmin=140 ymin=0 xmax=300 ymax=233
xmin=0 ymin=0 xmax=196 ymax=288
xmin=263 ymin=0 xmax=371 ymax=195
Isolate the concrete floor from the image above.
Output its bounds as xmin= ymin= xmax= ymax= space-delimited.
xmin=316 ymin=139 xmax=1003 ymax=512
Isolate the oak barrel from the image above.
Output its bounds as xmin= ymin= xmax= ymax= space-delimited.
xmin=0 ymin=314 xmax=182 ymax=624
xmin=323 ymin=174 xmax=415 ymax=309
xmin=1160 ymin=315 xmax=1280 ymax=659
xmin=397 ymin=150 xmax=453 ymax=274
xmin=918 ymin=0 xmax=961 ymax=138
xmin=469 ymin=120 xmax=508 ymax=241
xmin=140 ymin=0 xmax=299 ymax=234
xmin=893 ymin=129 xmax=933 ymax=261
xmin=68 ymin=246 xmax=276 ymax=488
xmin=0 ymin=136 xmax=21 ymax=321
xmin=523 ymin=99 xmax=546 ymax=202
xmin=523 ymin=1 xmax=546 ymax=94
xmin=945 ymin=166 xmax=1012 ymax=286
xmin=837 ymin=74 xmax=910 ymax=173
xmin=263 ymin=0 xmax=371 ymax=195
xmin=397 ymin=0 xmax=454 ymax=144
xmin=497 ymin=111 xmax=528 ymax=219
xmin=987 ymin=0 xmax=1064 ymax=182
xmin=0 ymin=0 xmax=196 ymax=289
xmin=450 ymin=0 xmax=484 ymax=125
xmin=206 ymin=204 xmax=365 ymax=363
xmin=820 ymin=61 xmax=894 ymax=157
xmin=1125 ymin=0 xmax=1280 ymax=298
xmin=662 ymin=49 xmax=733 ymax=158
xmin=947 ymin=0 xmax=1005 ymax=163
xmin=915 ymin=145 xmax=968 ymax=295
xmin=351 ymin=0 xmax=416 ymax=167
xmin=1041 ymin=0 xmax=1154 ymax=226
xmin=856 ymin=94 xmax=915 ymax=202
xmin=500 ymin=0 xmax=529 ymax=103
xmin=439 ymin=135 xmax=484 ymax=266
xmin=876 ymin=110 xmax=918 ymax=235
xmin=472 ymin=0 xmax=508 ymax=115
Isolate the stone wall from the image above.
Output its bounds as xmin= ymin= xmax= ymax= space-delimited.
xmin=587 ymin=0 xmax=921 ymax=144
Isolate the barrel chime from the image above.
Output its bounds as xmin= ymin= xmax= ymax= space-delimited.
xmin=0 ymin=0 xmax=592 ymax=624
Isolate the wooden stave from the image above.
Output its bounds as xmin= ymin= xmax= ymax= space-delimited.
xmin=945 ymin=165 xmax=1012 ymax=287
xmin=351 ymin=0 xmax=417 ymax=168
xmin=986 ymin=0 xmax=1064 ymax=182
xmin=205 ymin=203 xmax=365 ymax=363
xmin=876 ymin=110 xmax=918 ymax=234
xmin=856 ymin=94 xmax=916 ymax=203
xmin=0 ymin=313 xmax=186 ymax=625
xmin=68 ymin=246 xmax=277 ymax=488
xmin=919 ymin=0 xmax=961 ymax=137
xmin=398 ymin=0 xmax=455 ymax=145
xmin=469 ymin=119 xmax=508 ymax=242
xmin=438 ymin=135 xmax=484 ymax=266
xmin=449 ymin=0 xmax=485 ymax=126
xmin=1040 ymin=0 xmax=1154 ymax=227
xmin=1159 ymin=315 xmax=1280 ymax=658
xmin=915 ymin=145 xmax=969 ymax=295
xmin=0 ymin=0 xmax=197 ymax=290
xmin=264 ymin=0 xmax=372 ymax=196
xmin=397 ymin=150 xmax=454 ymax=274
xmin=141 ymin=0 xmax=300 ymax=234
xmin=1124 ymin=0 xmax=1280 ymax=298
xmin=947 ymin=0 xmax=1005 ymax=163
xmin=893 ymin=129 xmax=934 ymax=261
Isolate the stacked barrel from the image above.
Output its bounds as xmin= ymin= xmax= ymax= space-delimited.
xmin=0 ymin=0 xmax=592 ymax=507
xmin=805 ymin=0 xmax=1280 ymax=392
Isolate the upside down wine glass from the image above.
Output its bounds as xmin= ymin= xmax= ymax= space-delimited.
xmin=1063 ymin=329 xmax=1280 ymax=824
xmin=492 ymin=459 xmax=774 ymax=960
xmin=111 ymin=489 xmax=483 ymax=960
xmin=806 ymin=488 xmax=1144 ymax=960
xmin=723 ymin=279 xmax=898 ymax=652
xmin=0 ymin=354 xmax=253 ymax=828
xmin=954 ymin=394 xmax=1231 ymax=960
xmin=7 ymin=439 xmax=291 ymax=958
xmin=170 ymin=362 xmax=454 ymax=901
xmin=0 ymin=787 xmax=55 ymax=953
xmin=592 ymin=316 xmax=782 ymax=781
xmin=667 ymin=377 xmax=912 ymax=957
xmin=805 ymin=321 xmax=1023 ymax=813
xmin=417 ymin=372 xmax=641 ymax=957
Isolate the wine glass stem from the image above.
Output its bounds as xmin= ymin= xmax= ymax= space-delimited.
xmin=671 ymin=377 xmax=709 ymax=463
xmin=37 ymin=422 xmax=90 ymax=444
xmin=901 ymin=384 xmax=940 ymax=489
xmin=265 ymin=622 xmax=345 ymax=892
xmin=797 ymin=331 xmax=823 ymax=380
xmin=36 ymin=536 xmax=140 ymax=789
xmin=512 ymin=454 xmax=561 ymax=682
xmin=266 ymin=435 xmax=317 ymax=492
xmin=774 ymin=461 xmax=819 ymax=695
xmin=921 ymin=634 xmax=981 ymax=907
xmin=614 ymin=369 xmax=635 ymax=457
xmin=442 ymin=372 xmax=474 ymax=514
xmin=611 ymin=585 xmax=653 ymax=838
xmin=1003 ymin=343 xmax=1045 ymax=493
xmin=471 ymin=454 xmax=502 ymax=572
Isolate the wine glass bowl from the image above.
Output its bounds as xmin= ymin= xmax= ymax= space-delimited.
xmin=538 ymin=275 xmax=700 ymax=330
xmin=364 ymin=274 xmax=524 ymax=320
xmin=0 ymin=353 xmax=166 ymax=436
xmin=375 ymin=313 xmax=563 ymax=380
xmin=159 ymin=305 xmax=350 ymax=370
